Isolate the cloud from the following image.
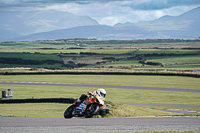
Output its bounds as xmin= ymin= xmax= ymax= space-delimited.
xmin=44 ymin=1 xmax=134 ymax=25
xmin=0 ymin=0 xmax=200 ymax=26
xmin=1 ymin=0 xmax=200 ymax=7
xmin=43 ymin=0 xmax=200 ymax=25
xmin=132 ymin=0 xmax=200 ymax=10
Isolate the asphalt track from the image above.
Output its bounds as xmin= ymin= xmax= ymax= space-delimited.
xmin=1 ymin=81 xmax=200 ymax=93
xmin=0 ymin=116 xmax=200 ymax=132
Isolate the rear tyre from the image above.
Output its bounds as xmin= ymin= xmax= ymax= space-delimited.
xmin=64 ymin=105 xmax=76 ymax=119
xmin=84 ymin=103 xmax=99 ymax=118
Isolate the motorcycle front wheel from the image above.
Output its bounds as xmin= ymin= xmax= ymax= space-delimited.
xmin=84 ymin=103 xmax=99 ymax=118
xmin=64 ymin=105 xmax=76 ymax=119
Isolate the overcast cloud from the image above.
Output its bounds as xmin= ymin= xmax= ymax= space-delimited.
xmin=1 ymin=0 xmax=200 ymax=25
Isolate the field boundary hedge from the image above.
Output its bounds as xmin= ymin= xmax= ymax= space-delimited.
xmin=0 ymin=98 xmax=76 ymax=104
xmin=1 ymin=71 xmax=200 ymax=78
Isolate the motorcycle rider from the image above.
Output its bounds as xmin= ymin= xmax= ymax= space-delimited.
xmin=76 ymin=88 xmax=106 ymax=106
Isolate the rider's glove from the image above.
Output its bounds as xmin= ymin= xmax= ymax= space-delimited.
xmin=88 ymin=92 xmax=95 ymax=97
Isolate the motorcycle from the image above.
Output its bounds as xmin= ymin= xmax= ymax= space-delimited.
xmin=64 ymin=93 xmax=109 ymax=118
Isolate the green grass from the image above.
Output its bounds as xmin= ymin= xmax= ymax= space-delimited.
xmin=0 ymin=74 xmax=199 ymax=118
xmin=0 ymin=53 xmax=61 ymax=61
xmin=89 ymin=48 xmax=137 ymax=54
xmin=0 ymin=63 xmax=63 ymax=69
xmin=1 ymin=75 xmax=199 ymax=89
xmin=91 ymin=55 xmax=200 ymax=70
xmin=145 ymin=55 xmax=200 ymax=65
xmin=62 ymin=53 xmax=134 ymax=64
xmin=1 ymin=48 xmax=200 ymax=70
xmin=91 ymin=59 xmax=142 ymax=68
xmin=1 ymin=84 xmax=200 ymax=104
xmin=0 ymin=48 xmax=135 ymax=54
xmin=0 ymin=41 xmax=77 ymax=49
xmin=1 ymin=48 xmax=199 ymax=55
xmin=108 ymin=103 xmax=182 ymax=117
xmin=158 ymin=64 xmax=200 ymax=69
xmin=0 ymin=103 xmax=182 ymax=118
xmin=0 ymin=74 xmax=200 ymax=118
xmin=1 ymin=39 xmax=200 ymax=49
xmin=0 ymin=52 xmax=63 ymax=68
xmin=0 ymin=103 xmax=67 ymax=117
xmin=0 ymin=49 xmax=87 ymax=54
xmin=0 ymin=84 xmax=199 ymax=117
xmin=0 ymin=85 xmax=198 ymax=118
xmin=0 ymin=40 xmax=200 ymax=118
xmin=135 ymin=49 xmax=200 ymax=55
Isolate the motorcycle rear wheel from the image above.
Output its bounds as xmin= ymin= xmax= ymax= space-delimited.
xmin=64 ymin=105 xmax=76 ymax=119
xmin=84 ymin=103 xmax=99 ymax=118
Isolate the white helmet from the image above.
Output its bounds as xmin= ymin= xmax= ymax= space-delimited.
xmin=97 ymin=89 xmax=106 ymax=98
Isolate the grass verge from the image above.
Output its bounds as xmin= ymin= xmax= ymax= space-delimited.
xmin=0 ymin=83 xmax=199 ymax=118
xmin=0 ymin=102 xmax=181 ymax=118
xmin=0 ymin=85 xmax=200 ymax=105
xmin=0 ymin=74 xmax=200 ymax=89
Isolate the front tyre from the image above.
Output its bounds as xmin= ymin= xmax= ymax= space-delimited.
xmin=64 ymin=105 xmax=76 ymax=119
xmin=84 ymin=103 xmax=99 ymax=118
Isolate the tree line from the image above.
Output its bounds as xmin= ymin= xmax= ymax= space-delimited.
xmin=0 ymin=57 xmax=62 ymax=65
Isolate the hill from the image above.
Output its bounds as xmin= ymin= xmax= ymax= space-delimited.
xmin=115 ymin=6 xmax=200 ymax=39
xmin=0 ymin=10 xmax=99 ymax=41
xmin=1 ymin=7 xmax=200 ymax=41
xmin=12 ymin=25 xmax=158 ymax=41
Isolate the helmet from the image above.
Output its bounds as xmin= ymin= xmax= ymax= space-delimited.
xmin=96 ymin=89 xmax=106 ymax=98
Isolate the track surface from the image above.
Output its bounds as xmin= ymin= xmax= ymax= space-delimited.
xmin=0 ymin=117 xmax=200 ymax=132
xmin=1 ymin=81 xmax=200 ymax=93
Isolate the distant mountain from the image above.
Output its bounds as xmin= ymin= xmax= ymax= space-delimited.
xmin=0 ymin=29 xmax=20 ymax=41
xmin=11 ymin=24 xmax=158 ymax=41
xmin=1 ymin=7 xmax=200 ymax=42
xmin=115 ymin=6 xmax=200 ymax=38
xmin=0 ymin=10 xmax=99 ymax=40
xmin=12 ymin=25 xmax=115 ymax=41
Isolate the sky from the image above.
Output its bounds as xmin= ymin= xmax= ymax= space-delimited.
xmin=0 ymin=0 xmax=200 ymax=26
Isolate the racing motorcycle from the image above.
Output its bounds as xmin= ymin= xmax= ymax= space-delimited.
xmin=64 ymin=93 xmax=109 ymax=118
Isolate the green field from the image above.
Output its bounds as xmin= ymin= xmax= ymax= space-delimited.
xmin=144 ymin=55 xmax=200 ymax=64
xmin=1 ymin=39 xmax=200 ymax=49
xmin=1 ymin=39 xmax=200 ymax=71
xmin=0 ymin=48 xmax=87 ymax=54
xmin=0 ymin=53 xmax=61 ymax=61
xmin=0 ymin=103 xmax=183 ymax=118
xmin=0 ymin=74 xmax=200 ymax=117
xmin=1 ymin=48 xmax=200 ymax=70
xmin=0 ymin=39 xmax=200 ymax=118
xmin=1 ymin=75 xmax=200 ymax=89
xmin=135 ymin=49 xmax=200 ymax=55
xmin=0 ymin=52 xmax=63 ymax=69
xmin=0 ymin=84 xmax=199 ymax=117
xmin=1 ymin=47 xmax=200 ymax=70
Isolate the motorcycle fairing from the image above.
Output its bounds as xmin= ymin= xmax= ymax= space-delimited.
xmin=77 ymin=94 xmax=105 ymax=113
